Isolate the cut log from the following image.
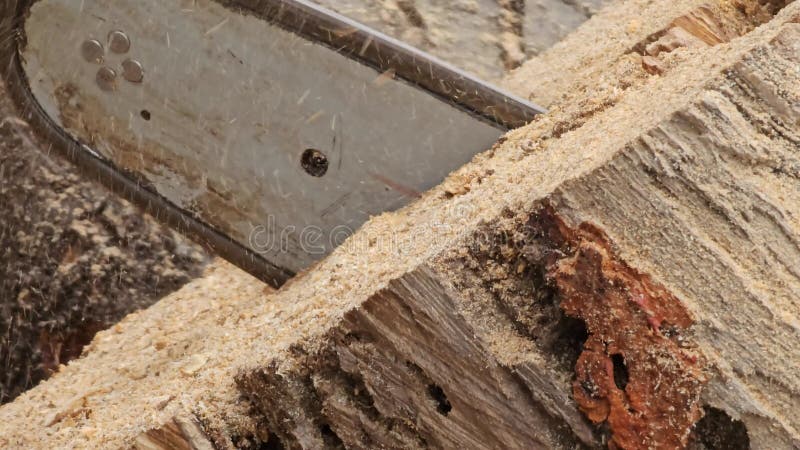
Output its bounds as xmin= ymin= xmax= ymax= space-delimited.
xmin=0 ymin=0 xmax=606 ymax=403
xmin=0 ymin=0 xmax=798 ymax=449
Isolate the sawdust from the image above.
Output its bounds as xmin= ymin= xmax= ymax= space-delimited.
xmin=503 ymin=0 xmax=788 ymax=106
xmin=0 ymin=82 xmax=209 ymax=405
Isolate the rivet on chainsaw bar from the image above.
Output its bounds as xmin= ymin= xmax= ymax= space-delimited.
xmin=122 ymin=59 xmax=144 ymax=83
xmin=96 ymin=67 xmax=117 ymax=92
xmin=108 ymin=30 xmax=131 ymax=54
xmin=81 ymin=39 xmax=104 ymax=63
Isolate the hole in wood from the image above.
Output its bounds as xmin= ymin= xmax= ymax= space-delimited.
xmin=692 ymin=407 xmax=750 ymax=449
xmin=257 ymin=432 xmax=286 ymax=450
xmin=548 ymin=315 xmax=589 ymax=372
xmin=318 ymin=423 xmax=344 ymax=447
xmin=301 ymin=148 xmax=328 ymax=177
xmin=427 ymin=383 xmax=452 ymax=416
xmin=140 ymin=110 xmax=151 ymax=121
xmin=611 ymin=353 xmax=629 ymax=390
xmin=39 ymin=320 xmax=106 ymax=377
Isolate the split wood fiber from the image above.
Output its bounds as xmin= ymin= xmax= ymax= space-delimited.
xmin=0 ymin=0 xmax=798 ymax=449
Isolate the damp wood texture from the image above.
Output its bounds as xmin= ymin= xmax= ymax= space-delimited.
xmin=0 ymin=0 xmax=799 ymax=449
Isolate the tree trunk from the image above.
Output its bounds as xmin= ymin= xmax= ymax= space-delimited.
xmin=0 ymin=0 xmax=798 ymax=449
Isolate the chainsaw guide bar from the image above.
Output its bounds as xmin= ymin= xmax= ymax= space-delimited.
xmin=0 ymin=0 xmax=545 ymax=286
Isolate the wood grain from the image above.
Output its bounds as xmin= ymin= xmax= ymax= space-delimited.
xmin=0 ymin=1 xmax=797 ymax=449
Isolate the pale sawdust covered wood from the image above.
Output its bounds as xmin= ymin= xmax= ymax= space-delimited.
xmin=502 ymin=0 xmax=785 ymax=106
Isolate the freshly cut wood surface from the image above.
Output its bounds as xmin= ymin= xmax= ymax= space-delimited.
xmin=1 ymin=0 xmax=798 ymax=449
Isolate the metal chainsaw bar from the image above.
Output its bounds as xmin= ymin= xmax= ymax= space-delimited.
xmin=221 ymin=0 xmax=542 ymax=129
xmin=1 ymin=0 xmax=545 ymax=286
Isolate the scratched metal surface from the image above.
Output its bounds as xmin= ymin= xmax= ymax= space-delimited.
xmin=20 ymin=0 xmax=513 ymax=273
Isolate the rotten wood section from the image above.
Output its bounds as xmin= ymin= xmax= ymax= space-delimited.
xmin=0 ymin=1 xmax=798 ymax=449
xmin=238 ymin=266 xmax=591 ymax=449
xmin=538 ymin=208 xmax=707 ymax=449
